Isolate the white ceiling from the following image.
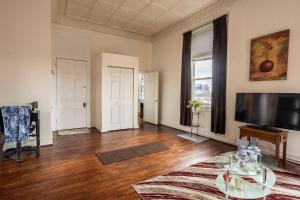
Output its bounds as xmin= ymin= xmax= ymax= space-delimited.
xmin=55 ymin=0 xmax=217 ymax=36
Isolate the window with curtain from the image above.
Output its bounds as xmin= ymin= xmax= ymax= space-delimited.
xmin=191 ymin=23 xmax=213 ymax=106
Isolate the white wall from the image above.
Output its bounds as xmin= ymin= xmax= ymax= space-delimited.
xmin=0 ymin=0 xmax=52 ymax=145
xmin=152 ymin=0 xmax=300 ymax=163
xmin=52 ymin=24 xmax=152 ymax=127
xmin=227 ymin=0 xmax=300 ymax=162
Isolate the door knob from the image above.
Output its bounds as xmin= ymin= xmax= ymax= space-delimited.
xmin=83 ymin=102 xmax=86 ymax=108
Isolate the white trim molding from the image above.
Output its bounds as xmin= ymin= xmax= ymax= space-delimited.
xmin=160 ymin=119 xmax=235 ymax=145
xmin=53 ymin=16 xmax=151 ymax=42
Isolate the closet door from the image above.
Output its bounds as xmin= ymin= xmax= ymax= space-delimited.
xmin=108 ymin=67 xmax=121 ymax=130
xmin=121 ymin=68 xmax=133 ymax=129
xmin=108 ymin=67 xmax=133 ymax=131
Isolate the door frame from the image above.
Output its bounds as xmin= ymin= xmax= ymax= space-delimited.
xmin=54 ymin=57 xmax=91 ymax=131
xmin=98 ymin=53 xmax=139 ymax=133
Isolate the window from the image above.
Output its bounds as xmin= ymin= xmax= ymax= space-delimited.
xmin=192 ymin=60 xmax=212 ymax=105
xmin=191 ymin=23 xmax=213 ymax=106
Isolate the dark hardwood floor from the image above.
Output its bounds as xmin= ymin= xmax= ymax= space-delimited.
xmin=0 ymin=124 xmax=298 ymax=200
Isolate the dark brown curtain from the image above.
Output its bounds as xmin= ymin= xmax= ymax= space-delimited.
xmin=180 ymin=31 xmax=192 ymax=126
xmin=211 ymin=15 xmax=227 ymax=134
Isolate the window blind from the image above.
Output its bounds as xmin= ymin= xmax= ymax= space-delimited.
xmin=191 ymin=23 xmax=213 ymax=61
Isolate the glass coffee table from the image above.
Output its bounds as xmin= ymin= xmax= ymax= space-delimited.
xmin=215 ymin=151 xmax=278 ymax=199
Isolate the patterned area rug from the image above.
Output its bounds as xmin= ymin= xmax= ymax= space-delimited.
xmin=132 ymin=157 xmax=300 ymax=200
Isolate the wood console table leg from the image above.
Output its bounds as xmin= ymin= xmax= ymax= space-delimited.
xmin=283 ymin=141 xmax=287 ymax=164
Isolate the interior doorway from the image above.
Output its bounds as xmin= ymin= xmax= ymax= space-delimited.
xmin=138 ymin=73 xmax=144 ymax=125
xmin=139 ymin=72 xmax=159 ymax=126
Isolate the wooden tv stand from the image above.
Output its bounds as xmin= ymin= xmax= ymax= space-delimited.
xmin=239 ymin=125 xmax=288 ymax=164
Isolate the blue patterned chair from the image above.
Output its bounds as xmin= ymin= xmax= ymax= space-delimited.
xmin=0 ymin=111 xmax=4 ymax=162
xmin=0 ymin=133 xmax=5 ymax=162
xmin=0 ymin=102 xmax=40 ymax=162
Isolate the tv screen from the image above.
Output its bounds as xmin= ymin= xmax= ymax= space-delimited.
xmin=235 ymin=93 xmax=300 ymax=131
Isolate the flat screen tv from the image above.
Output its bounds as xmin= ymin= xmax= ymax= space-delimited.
xmin=235 ymin=93 xmax=300 ymax=131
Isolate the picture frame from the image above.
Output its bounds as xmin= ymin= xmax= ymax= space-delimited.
xmin=249 ymin=29 xmax=290 ymax=81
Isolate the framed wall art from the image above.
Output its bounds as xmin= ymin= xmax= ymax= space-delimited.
xmin=250 ymin=29 xmax=290 ymax=81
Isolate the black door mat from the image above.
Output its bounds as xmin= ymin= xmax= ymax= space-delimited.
xmin=96 ymin=143 xmax=169 ymax=165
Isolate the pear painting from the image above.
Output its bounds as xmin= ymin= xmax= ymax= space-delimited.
xmin=250 ymin=30 xmax=289 ymax=81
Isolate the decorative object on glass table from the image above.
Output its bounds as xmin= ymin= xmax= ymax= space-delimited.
xmin=235 ymin=149 xmax=249 ymax=168
xmin=235 ymin=137 xmax=263 ymax=170
xmin=237 ymin=137 xmax=249 ymax=151
xmin=236 ymin=138 xmax=250 ymax=168
xmin=247 ymin=137 xmax=262 ymax=165
xmin=235 ymin=177 xmax=244 ymax=191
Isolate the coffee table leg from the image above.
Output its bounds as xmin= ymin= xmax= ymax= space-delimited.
xmin=225 ymin=170 xmax=229 ymax=200
xmin=283 ymin=141 xmax=287 ymax=165
xmin=263 ymin=168 xmax=267 ymax=190
xmin=225 ymin=177 xmax=228 ymax=200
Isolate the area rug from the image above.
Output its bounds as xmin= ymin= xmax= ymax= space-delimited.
xmin=96 ymin=143 xmax=169 ymax=165
xmin=178 ymin=133 xmax=209 ymax=143
xmin=132 ymin=157 xmax=300 ymax=200
xmin=58 ymin=128 xmax=89 ymax=136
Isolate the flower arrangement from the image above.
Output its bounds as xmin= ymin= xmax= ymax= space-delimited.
xmin=186 ymin=100 xmax=204 ymax=112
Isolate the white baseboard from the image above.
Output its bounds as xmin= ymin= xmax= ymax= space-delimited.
xmin=41 ymin=138 xmax=53 ymax=146
xmin=159 ymin=120 xmax=300 ymax=164
xmin=160 ymin=119 xmax=235 ymax=145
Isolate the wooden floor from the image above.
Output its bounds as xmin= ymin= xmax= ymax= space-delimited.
xmin=0 ymin=124 xmax=297 ymax=200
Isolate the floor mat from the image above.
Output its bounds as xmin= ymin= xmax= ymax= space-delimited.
xmin=96 ymin=142 xmax=169 ymax=165
xmin=178 ymin=133 xmax=209 ymax=143
xmin=58 ymin=128 xmax=90 ymax=136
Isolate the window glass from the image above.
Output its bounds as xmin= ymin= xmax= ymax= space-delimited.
xmin=194 ymin=59 xmax=212 ymax=79
xmin=192 ymin=60 xmax=212 ymax=106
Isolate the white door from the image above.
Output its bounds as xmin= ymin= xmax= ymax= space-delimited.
xmin=57 ymin=59 xmax=87 ymax=130
xmin=108 ymin=67 xmax=121 ymax=130
xmin=144 ymin=72 xmax=159 ymax=124
xmin=120 ymin=68 xmax=133 ymax=129
xmin=108 ymin=67 xmax=133 ymax=131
